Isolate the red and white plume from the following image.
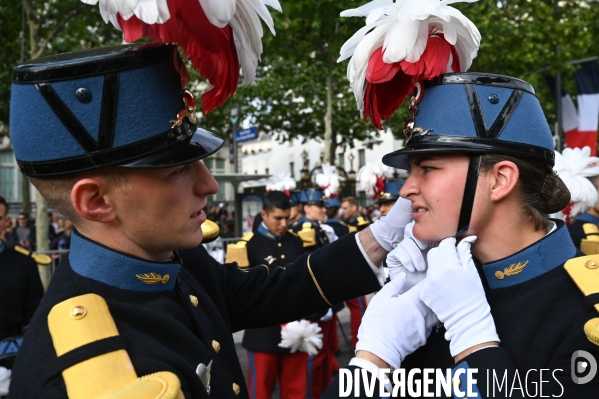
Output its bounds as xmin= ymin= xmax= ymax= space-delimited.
xmin=338 ymin=0 xmax=481 ymax=129
xmin=315 ymin=164 xmax=344 ymax=199
xmin=553 ymin=146 xmax=599 ymax=223
xmin=266 ymin=171 xmax=296 ymax=196
xmin=81 ymin=0 xmax=281 ymax=114
xmin=358 ymin=162 xmax=389 ymax=198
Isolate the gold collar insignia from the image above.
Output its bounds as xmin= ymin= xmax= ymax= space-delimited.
xmin=135 ymin=272 xmax=170 ymax=285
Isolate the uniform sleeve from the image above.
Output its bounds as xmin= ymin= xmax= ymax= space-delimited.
xmin=216 ymin=233 xmax=381 ymax=331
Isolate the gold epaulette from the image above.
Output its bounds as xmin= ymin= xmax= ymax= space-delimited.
xmin=48 ymin=293 xmax=183 ymax=399
xmin=348 ymin=226 xmax=358 ymax=233
xmin=298 ymin=222 xmax=316 ymax=247
xmin=14 ymin=245 xmax=52 ymax=266
xmin=581 ymin=224 xmax=599 ymax=255
xmin=564 ymin=255 xmax=599 ymax=347
xmin=357 ymin=216 xmax=370 ymax=227
xmin=201 ymin=220 xmax=220 ymax=244
xmin=224 ymin=232 xmax=254 ymax=268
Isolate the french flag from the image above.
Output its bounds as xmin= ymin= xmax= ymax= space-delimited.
xmin=572 ymin=61 xmax=599 ymax=155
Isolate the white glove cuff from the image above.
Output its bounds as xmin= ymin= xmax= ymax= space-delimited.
xmin=447 ymin=315 xmax=500 ymax=357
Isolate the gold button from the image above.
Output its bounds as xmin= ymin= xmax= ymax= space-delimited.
xmin=212 ymin=340 xmax=221 ymax=354
xmin=233 ymin=383 xmax=241 ymax=396
xmin=495 ymin=271 xmax=504 ymax=280
xmin=281 ymin=254 xmax=286 ymax=259
xmin=586 ymin=260 xmax=599 ymax=269
xmin=278 ymin=243 xmax=282 ymax=247
xmin=190 ymin=295 xmax=198 ymax=308
xmin=70 ymin=306 xmax=87 ymax=319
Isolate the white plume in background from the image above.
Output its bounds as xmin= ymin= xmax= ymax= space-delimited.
xmin=266 ymin=171 xmax=296 ymax=192
xmin=554 ymin=146 xmax=599 ymax=220
xmin=358 ymin=162 xmax=389 ymax=198
xmin=315 ymin=164 xmax=344 ymax=198
xmin=279 ymin=320 xmax=323 ymax=356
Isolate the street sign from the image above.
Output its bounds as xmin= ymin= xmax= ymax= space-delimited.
xmin=235 ymin=127 xmax=258 ymax=143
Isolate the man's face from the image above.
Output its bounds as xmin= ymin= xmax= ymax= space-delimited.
xmin=379 ymin=201 xmax=397 ymax=217
xmin=17 ymin=215 xmax=28 ymax=227
xmin=400 ymin=153 xmax=470 ymax=243
xmin=0 ymin=204 xmax=9 ymax=232
xmin=261 ymin=208 xmax=291 ymax=236
xmin=340 ymin=201 xmax=357 ymax=220
xmin=107 ymin=160 xmax=219 ymax=260
xmin=304 ymin=204 xmax=326 ymax=221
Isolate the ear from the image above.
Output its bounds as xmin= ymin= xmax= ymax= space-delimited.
xmin=70 ymin=178 xmax=117 ymax=223
xmin=261 ymin=209 xmax=267 ymax=219
xmin=488 ymin=161 xmax=520 ymax=202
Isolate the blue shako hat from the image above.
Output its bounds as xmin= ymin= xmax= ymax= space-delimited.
xmin=11 ymin=43 xmax=224 ymax=177
xmin=382 ymin=73 xmax=555 ymax=170
xmin=290 ymin=191 xmax=302 ymax=206
xmin=377 ymin=180 xmax=403 ymax=204
xmin=325 ymin=197 xmax=340 ymax=208
xmin=383 ymin=73 xmax=565 ymax=237
xmin=300 ymin=188 xmax=326 ymax=205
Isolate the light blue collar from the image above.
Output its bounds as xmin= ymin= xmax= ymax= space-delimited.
xmin=326 ymin=218 xmax=341 ymax=224
xmin=258 ymin=223 xmax=280 ymax=241
xmin=481 ymin=220 xmax=576 ymax=289
xmin=69 ymin=229 xmax=181 ymax=292
xmin=576 ymin=213 xmax=599 ymax=225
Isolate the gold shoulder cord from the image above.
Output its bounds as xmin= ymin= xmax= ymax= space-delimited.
xmin=48 ymin=293 xmax=183 ymax=399
xmin=307 ymin=255 xmax=332 ymax=306
xmin=564 ymin=256 xmax=599 ymax=347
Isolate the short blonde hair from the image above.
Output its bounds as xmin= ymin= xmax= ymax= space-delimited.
xmin=28 ymin=167 xmax=130 ymax=226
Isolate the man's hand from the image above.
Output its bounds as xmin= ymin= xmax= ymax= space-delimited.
xmin=420 ymin=237 xmax=500 ymax=357
xmin=355 ymin=274 xmax=439 ymax=369
xmin=369 ymin=197 xmax=413 ymax=252
xmin=386 ymin=221 xmax=433 ymax=292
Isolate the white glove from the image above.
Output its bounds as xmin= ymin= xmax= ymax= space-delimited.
xmin=369 ymin=197 xmax=413 ymax=252
xmin=320 ymin=223 xmax=338 ymax=243
xmin=386 ymin=221 xmax=433 ymax=290
xmin=0 ymin=366 xmax=10 ymax=396
xmin=355 ymin=274 xmax=439 ymax=369
xmin=420 ymin=236 xmax=500 ymax=357
xmin=320 ymin=308 xmax=333 ymax=322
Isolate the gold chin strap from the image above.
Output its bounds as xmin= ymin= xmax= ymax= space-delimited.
xmin=48 ymin=293 xmax=184 ymax=399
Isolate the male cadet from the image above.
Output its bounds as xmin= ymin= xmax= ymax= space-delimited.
xmin=377 ymin=179 xmax=404 ymax=217
xmin=0 ymin=195 xmax=44 ymax=374
xmin=340 ymin=196 xmax=370 ymax=233
xmin=225 ymin=191 xmax=308 ymax=399
xmin=323 ymin=197 xmax=349 ymax=238
xmin=7 ymin=44 xmax=410 ymax=399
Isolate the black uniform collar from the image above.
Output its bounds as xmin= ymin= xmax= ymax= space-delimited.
xmin=69 ymin=229 xmax=181 ymax=292
xmin=480 ymin=220 xmax=576 ymax=289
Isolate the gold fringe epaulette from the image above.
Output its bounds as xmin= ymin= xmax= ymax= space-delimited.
xmin=564 ymin=255 xmax=599 ymax=347
xmin=357 ymin=216 xmax=370 ymax=228
xmin=225 ymin=232 xmax=254 ymax=268
xmin=298 ymin=222 xmax=316 ymax=247
xmin=48 ymin=294 xmax=183 ymax=398
xmin=581 ymin=224 xmax=599 ymax=255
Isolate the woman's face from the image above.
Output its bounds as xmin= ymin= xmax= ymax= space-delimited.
xmin=400 ymin=153 xmax=472 ymax=243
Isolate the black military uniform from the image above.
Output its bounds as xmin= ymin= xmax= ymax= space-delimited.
xmin=0 ymin=241 xmax=44 ymax=369
xmin=10 ymin=229 xmax=380 ymax=399
xmin=241 ymin=223 xmax=305 ymax=354
xmin=325 ymin=221 xmax=599 ymax=397
xmin=344 ymin=214 xmax=370 ymax=233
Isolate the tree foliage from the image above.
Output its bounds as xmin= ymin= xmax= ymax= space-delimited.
xmin=196 ymin=0 xmax=599 ymax=154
